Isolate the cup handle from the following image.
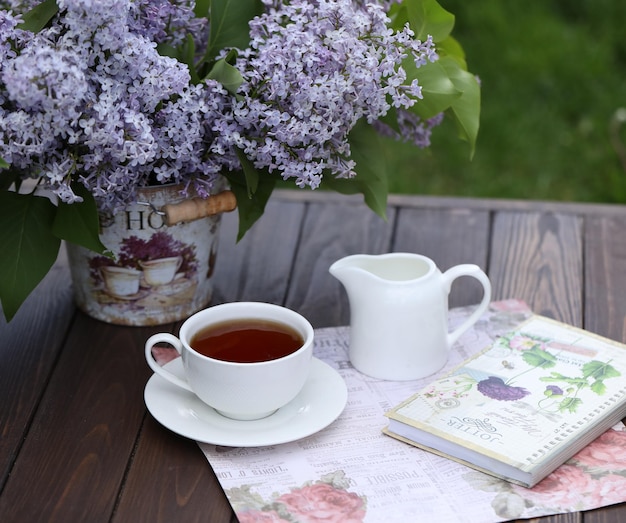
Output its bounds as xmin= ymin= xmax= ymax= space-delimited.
xmin=442 ymin=264 xmax=492 ymax=347
xmin=145 ymin=333 xmax=193 ymax=392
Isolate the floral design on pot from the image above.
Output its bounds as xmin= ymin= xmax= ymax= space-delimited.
xmin=67 ymin=185 xmax=220 ymax=326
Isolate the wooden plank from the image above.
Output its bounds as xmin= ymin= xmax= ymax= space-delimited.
xmin=113 ymin=198 xmax=306 ymax=522
xmin=112 ymin=417 xmax=237 ymax=523
xmin=285 ymin=201 xmax=396 ymax=328
xmin=583 ymin=216 xmax=626 ymax=342
xmin=585 ymin=503 xmax=626 ymax=523
xmin=0 ymin=247 xmax=75 ymax=489
xmin=211 ymin=198 xmax=306 ymax=305
xmin=0 ymin=314 xmax=160 ymax=522
xmin=391 ymin=206 xmax=491 ymax=308
xmin=275 ymin=188 xmax=626 ymax=217
xmin=488 ymin=211 xmax=583 ymax=326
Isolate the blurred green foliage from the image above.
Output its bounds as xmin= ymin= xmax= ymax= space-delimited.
xmin=383 ymin=0 xmax=626 ymax=203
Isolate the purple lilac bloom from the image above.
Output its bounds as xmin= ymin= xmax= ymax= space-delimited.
xmin=373 ymin=111 xmax=444 ymax=148
xmin=127 ymin=0 xmax=206 ymax=48
xmin=0 ymin=0 xmax=235 ymax=210
xmin=1 ymin=0 xmax=444 ymax=209
xmin=477 ymin=376 xmax=530 ymax=401
xmin=0 ymin=10 xmax=21 ymax=63
xmin=224 ymin=0 xmax=439 ymax=190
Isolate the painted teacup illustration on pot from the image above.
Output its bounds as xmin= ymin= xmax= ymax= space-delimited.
xmin=139 ymin=256 xmax=183 ymax=286
xmin=100 ymin=266 xmax=142 ymax=298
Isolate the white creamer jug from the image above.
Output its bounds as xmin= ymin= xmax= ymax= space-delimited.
xmin=329 ymin=253 xmax=491 ymax=380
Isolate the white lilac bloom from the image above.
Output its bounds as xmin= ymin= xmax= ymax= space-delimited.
xmin=228 ymin=0 xmax=440 ymax=190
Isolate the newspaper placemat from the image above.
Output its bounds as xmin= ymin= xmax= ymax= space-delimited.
xmin=198 ymin=300 xmax=626 ymax=522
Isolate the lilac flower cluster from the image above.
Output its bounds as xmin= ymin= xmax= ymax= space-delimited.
xmin=222 ymin=0 xmax=441 ymax=189
xmin=127 ymin=0 xmax=205 ymax=48
xmin=0 ymin=0 xmax=236 ymax=210
xmin=1 ymin=0 xmax=444 ymax=210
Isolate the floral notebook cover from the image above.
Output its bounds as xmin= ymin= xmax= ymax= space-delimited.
xmin=385 ymin=315 xmax=626 ymax=487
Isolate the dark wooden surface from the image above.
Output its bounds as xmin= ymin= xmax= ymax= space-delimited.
xmin=2 ymin=190 xmax=626 ymax=523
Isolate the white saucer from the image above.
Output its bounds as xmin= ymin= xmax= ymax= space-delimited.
xmin=144 ymin=357 xmax=347 ymax=447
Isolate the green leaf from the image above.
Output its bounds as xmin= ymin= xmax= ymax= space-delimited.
xmin=223 ymin=169 xmax=276 ymax=242
xmin=582 ymin=360 xmax=621 ymax=381
xmin=0 ymin=191 xmax=61 ymax=321
xmin=323 ymin=121 xmax=389 ymax=220
xmin=590 ymin=380 xmax=607 ymax=395
xmin=558 ymin=397 xmax=583 ymax=414
xmin=0 ymin=157 xmax=8 ymax=169
xmin=436 ymin=35 xmax=467 ymax=67
xmin=207 ymin=52 xmax=244 ymax=95
xmin=18 ymin=0 xmax=58 ymax=33
xmin=194 ymin=0 xmax=210 ymax=18
xmin=521 ymin=346 xmax=557 ymax=369
xmin=234 ymin=147 xmax=259 ymax=197
xmin=439 ymin=57 xmax=481 ymax=156
xmin=388 ymin=0 xmax=455 ymax=42
xmin=52 ymin=185 xmax=109 ymax=255
xmin=0 ymin=169 xmax=22 ymax=192
xmin=202 ymin=0 xmax=263 ymax=65
xmin=405 ymin=57 xmax=480 ymax=156
xmin=406 ymin=59 xmax=461 ymax=120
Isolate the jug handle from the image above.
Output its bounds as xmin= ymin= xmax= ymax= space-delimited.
xmin=443 ymin=264 xmax=492 ymax=347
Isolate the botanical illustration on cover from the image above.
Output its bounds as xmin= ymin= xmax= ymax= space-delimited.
xmin=423 ymin=323 xmax=621 ymax=418
xmin=401 ymin=317 xmax=626 ymax=466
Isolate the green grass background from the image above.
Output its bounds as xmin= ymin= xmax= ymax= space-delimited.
xmin=382 ymin=0 xmax=626 ymax=203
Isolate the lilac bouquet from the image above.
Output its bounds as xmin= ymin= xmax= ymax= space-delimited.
xmin=0 ymin=0 xmax=239 ymax=208
xmin=0 ymin=0 xmax=480 ymax=320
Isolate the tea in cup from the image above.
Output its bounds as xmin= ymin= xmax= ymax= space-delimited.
xmin=145 ymin=302 xmax=314 ymax=420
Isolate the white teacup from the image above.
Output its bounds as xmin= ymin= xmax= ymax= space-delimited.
xmin=145 ymin=302 xmax=314 ymax=420
xmin=100 ymin=266 xmax=141 ymax=297
xmin=139 ymin=256 xmax=182 ymax=286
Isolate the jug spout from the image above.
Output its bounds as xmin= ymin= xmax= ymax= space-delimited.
xmin=328 ymin=254 xmax=378 ymax=291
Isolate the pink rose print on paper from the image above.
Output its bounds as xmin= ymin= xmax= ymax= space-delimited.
xmin=237 ymin=510 xmax=290 ymax=523
xmin=514 ymin=463 xmax=626 ymax=511
xmin=571 ymin=429 xmax=626 ymax=474
xmin=228 ymin=471 xmax=366 ymax=523
xmin=489 ymin=299 xmax=531 ymax=313
xmin=151 ymin=346 xmax=179 ymax=366
xmin=508 ymin=333 xmax=549 ymax=352
xmin=468 ymin=426 xmax=626 ymax=520
xmin=277 ymin=483 xmax=366 ymax=523
xmin=587 ymin=473 xmax=626 ymax=506
xmin=513 ymin=464 xmax=594 ymax=511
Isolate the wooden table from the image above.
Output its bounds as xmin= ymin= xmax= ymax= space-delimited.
xmin=2 ymin=190 xmax=626 ymax=523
